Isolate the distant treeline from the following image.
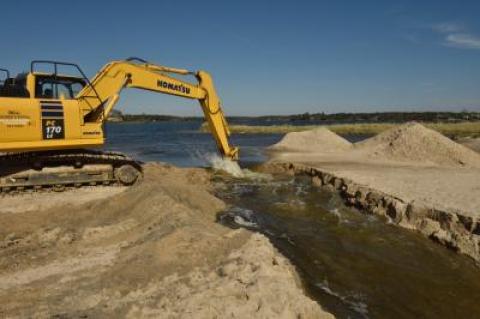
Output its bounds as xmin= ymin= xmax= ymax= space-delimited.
xmin=233 ymin=112 xmax=480 ymax=123
xmin=120 ymin=114 xmax=199 ymax=122
xmin=109 ymin=110 xmax=480 ymax=123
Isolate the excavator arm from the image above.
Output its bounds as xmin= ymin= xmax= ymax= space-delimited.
xmin=78 ymin=58 xmax=238 ymax=160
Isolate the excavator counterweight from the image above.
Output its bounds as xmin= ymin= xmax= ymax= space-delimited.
xmin=0 ymin=58 xmax=238 ymax=192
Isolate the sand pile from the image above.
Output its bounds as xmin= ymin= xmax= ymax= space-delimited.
xmin=269 ymin=127 xmax=352 ymax=152
xmin=355 ymin=122 xmax=480 ymax=168
xmin=0 ymin=163 xmax=332 ymax=318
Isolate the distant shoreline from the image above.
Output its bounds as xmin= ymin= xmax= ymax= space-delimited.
xmin=202 ymin=121 xmax=480 ymax=138
xmin=108 ymin=111 xmax=480 ymax=124
xmin=107 ymin=112 xmax=480 ymax=138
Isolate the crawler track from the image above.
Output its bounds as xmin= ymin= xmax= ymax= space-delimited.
xmin=0 ymin=149 xmax=143 ymax=194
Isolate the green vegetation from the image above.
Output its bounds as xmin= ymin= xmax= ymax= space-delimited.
xmin=107 ymin=111 xmax=480 ymax=124
xmin=117 ymin=113 xmax=198 ymax=122
xmin=201 ymin=121 xmax=480 ymax=138
xmin=110 ymin=109 xmax=480 ymax=137
xmin=246 ymin=111 xmax=480 ymax=123
xmin=426 ymin=122 xmax=480 ymax=138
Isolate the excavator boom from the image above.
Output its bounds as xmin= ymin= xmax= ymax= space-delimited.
xmin=78 ymin=58 xmax=238 ymax=159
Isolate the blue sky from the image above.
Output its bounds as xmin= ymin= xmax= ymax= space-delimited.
xmin=1 ymin=0 xmax=479 ymax=116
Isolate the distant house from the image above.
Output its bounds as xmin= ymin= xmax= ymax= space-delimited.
xmin=107 ymin=110 xmax=124 ymax=122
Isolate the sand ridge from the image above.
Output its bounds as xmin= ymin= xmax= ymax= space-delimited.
xmin=0 ymin=162 xmax=333 ymax=318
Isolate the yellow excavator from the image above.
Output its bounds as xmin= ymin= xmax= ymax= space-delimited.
xmin=0 ymin=58 xmax=238 ymax=191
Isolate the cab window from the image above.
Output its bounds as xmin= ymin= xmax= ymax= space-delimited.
xmin=35 ymin=76 xmax=86 ymax=99
xmin=0 ymin=74 xmax=30 ymax=98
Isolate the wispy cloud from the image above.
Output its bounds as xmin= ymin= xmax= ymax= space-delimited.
xmin=431 ymin=22 xmax=480 ymax=50
xmin=432 ymin=22 xmax=464 ymax=34
xmin=444 ymin=33 xmax=480 ymax=49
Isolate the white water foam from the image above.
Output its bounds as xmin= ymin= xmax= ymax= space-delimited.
xmin=207 ymin=153 xmax=244 ymax=177
xmin=315 ymin=280 xmax=369 ymax=318
xmin=329 ymin=208 xmax=341 ymax=219
xmin=233 ymin=215 xmax=258 ymax=228
xmin=205 ymin=153 xmax=273 ymax=181
xmin=226 ymin=207 xmax=258 ymax=228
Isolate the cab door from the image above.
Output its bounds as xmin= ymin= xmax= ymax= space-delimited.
xmin=34 ymin=76 xmax=83 ymax=141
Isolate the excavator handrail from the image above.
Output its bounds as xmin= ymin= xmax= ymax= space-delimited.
xmin=125 ymin=57 xmax=149 ymax=64
xmin=124 ymin=57 xmax=194 ymax=76
xmin=31 ymin=60 xmax=85 ymax=76
xmin=31 ymin=60 xmax=103 ymax=104
xmin=0 ymin=68 xmax=10 ymax=81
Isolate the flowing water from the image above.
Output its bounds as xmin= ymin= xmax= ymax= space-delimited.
xmin=215 ymin=174 xmax=480 ymax=319
xmin=106 ymin=121 xmax=480 ymax=319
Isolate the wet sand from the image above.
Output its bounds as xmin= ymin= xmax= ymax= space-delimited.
xmin=0 ymin=163 xmax=333 ymax=318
